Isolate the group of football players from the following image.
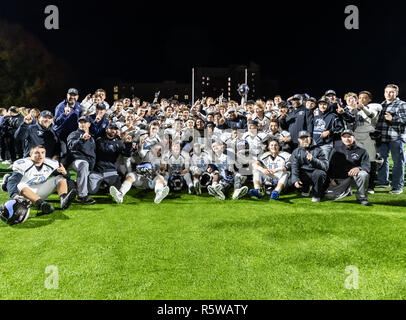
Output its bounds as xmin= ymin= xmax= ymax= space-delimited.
xmin=1 ymin=84 xmax=405 ymax=225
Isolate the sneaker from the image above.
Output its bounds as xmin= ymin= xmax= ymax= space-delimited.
xmin=60 ymin=189 xmax=77 ymax=210
xmin=188 ymin=185 xmax=195 ymax=195
xmin=2 ymin=160 xmax=11 ymax=165
xmin=333 ymin=188 xmax=352 ymax=201
xmin=301 ymin=191 xmax=311 ymax=197
xmin=214 ymin=184 xmax=226 ymax=200
xmin=207 ymin=185 xmax=217 ymax=197
xmin=270 ymin=191 xmax=280 ymax=200
xmin=311 ymin=197 xmax=321 ymax=203
xmin=110 ymin=186 xmax=124 ymax=204
xmin=376 ymin=183 xmax=390 ymax=188
xmin=36 ymin=201 xmax=55 ymax=216
xmin=389 ymin=189 xmax=403 ymax=195
xmin=78 ymin=196 xmax=96 ymax=205
xmin=359 ymin=200 xmax=370 ymax=206
xmin=249 ymin=189 xmax=263 ymax=199
xmin=1 ymin=173 xmax=11 ymax=192
xmin=154 ymin=186 xmax=169 ymax=204
xmin=232 ymin=186 xmax=248 ymax=200
xmin=194 ymin=180 xmax=201 ymax=195
xmin=367 ymin=189 xmax=375 ymax=195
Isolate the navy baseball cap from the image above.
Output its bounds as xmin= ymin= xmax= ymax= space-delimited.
xmin=318 ymin=97 xmax=330 ymax=104
xmin=292 ymin=94 xmax=303 ymax=100
xmin=325 ymin=90 xmax=336 ymax=96
xmin=341 ymin=129 xmax=355 ymax=137
xmin=298 ymin=130 xmax=311 ymax=138
xmin=78 ymin=116 xmax=90 ymax=122
xmin=67 ymin=88 xmax=79 ymax=95
xmin=107 ymin=122 xmax=119 ymax=130
xmin=39 ymin=110 xmax=53 ymax=118
xmin=248 ymin=120 xmax=258 ymax=126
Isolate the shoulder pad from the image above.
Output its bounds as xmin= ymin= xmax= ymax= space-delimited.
xmin=12 ymin=158 xmax=33 ymax=173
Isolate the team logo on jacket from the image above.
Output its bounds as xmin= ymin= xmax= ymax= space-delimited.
xmin=350 ymin=153 xmax=360 ymax=160
xmin=315 ymin=119 xmax=326 ymax=131
xmin=37 ymin=131 xmax=43 ymax=136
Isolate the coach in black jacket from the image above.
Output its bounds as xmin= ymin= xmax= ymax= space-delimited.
xmin=328 ymin=130 xmax=370 ymax=205
xmin=66 ymin=116 xmax=96 ymax=205
xmin=88 ymin=123 xmax=133 ymax=195
xmin=290 ymin=130 xmax=329 ymax=202
xmin=14 ymin=110 xmax=60 ymax=159
xmin=280 ymin=95 xmax=313 ymax=149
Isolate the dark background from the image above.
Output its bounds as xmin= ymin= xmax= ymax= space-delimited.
xmin=1 ymin=0 xmax=406 ymax=102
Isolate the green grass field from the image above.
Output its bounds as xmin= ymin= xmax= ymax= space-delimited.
xmin=0 ymin=163 xmax=405 ymax=300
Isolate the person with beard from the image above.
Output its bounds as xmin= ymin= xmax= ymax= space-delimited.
xmin=225 ymin=107 xmax=247 ymax=130
xmin=311 ymin=97 xmax=344 ymax=160
xmin=14 ymin=110 xmax=61 ymax=160
xmin=88 ymin=123 xmax=133 ymax=195
xmin=290 ymin=131 xmax=329 ymax=202
xmin=54 ymin=88 xmax=81 ymax=142
xmin=280 ymin=94 xmax=313 ymax=150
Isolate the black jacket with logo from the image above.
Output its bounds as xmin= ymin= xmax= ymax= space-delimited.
xmin=328 ymin=141 xmax=370 ymax=179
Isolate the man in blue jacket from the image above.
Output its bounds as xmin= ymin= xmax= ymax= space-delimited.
xmin=54 ymin=88 xmax=81 ymax=142
xmin=89 ymin=103 xmax=109 ymax=138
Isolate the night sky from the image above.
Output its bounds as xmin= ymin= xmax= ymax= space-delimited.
xmin=1 ymin=0 xmax=406 ymax=101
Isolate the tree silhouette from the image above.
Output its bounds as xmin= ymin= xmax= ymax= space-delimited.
xmin=0 ymin=20 xmax=76 ymax=109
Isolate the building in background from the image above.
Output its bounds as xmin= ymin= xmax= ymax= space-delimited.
xmin=195 ymin=63 xmax=261 ymax=101
xmin=110 ymin=62 xmax=263 ymax=104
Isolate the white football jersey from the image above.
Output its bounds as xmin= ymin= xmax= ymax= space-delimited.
xmin=12 ymin=158 xmax=60 ymax=186
xmin=258 ymin=152 xmax=291 ymax=180
xmin=190 ymin=151 xmax=210 ymax=172
xmin=242 ymin=132 xmax=267 ymax=156
xmin=163 ymin=151 xmax=190 ymax=174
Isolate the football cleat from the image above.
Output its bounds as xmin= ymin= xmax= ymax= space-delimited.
xmin=270 ymin=191 xmax=280 ymax=200
xmin=311 ymin=197 xmax=321 ymax=203
xmin=36 ymin=201 xmax=55 ymax=216
xmin=232 ymin=186 xmax=248 ymax=200
xmin=1 ymin=173 xmax=11 ymax=192
xmin=60 ymin=189 xmax=77 ymax=210
xmin=110 ymin=186 xmax=124 ymax=204
xmin=249 ymin=189 xmax=263 ymax=199
xmin=194 ymin=180 xmax=201 ymax=195
xmin=154 ymin=186 xmax=169 ymax=204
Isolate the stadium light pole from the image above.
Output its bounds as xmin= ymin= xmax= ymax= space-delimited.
xmin=192 ymin=68 xmax=195 ymax=105
xmin=245 ymin=68 xmax=248 ymax=101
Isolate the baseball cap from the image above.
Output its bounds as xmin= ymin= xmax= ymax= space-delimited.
xmin=325 ymin=90 xmax=336 ymax=96
xmin=96 ymin=103 xmax=106 ymax=110
xmin=341 ymin=129 xmax=355 ymax=137
xmin=292 ymin=94 xmax=303 ymax=100
xmin=228 ymin=107 xmax=236 ymax=112
xmin=67 ymin=88 xmax=79 ymax=95
xmin=8 ymin=107 xmax=18 ymax=114
xmin=307 ymin=97 xmax=317 ymax=103
xmin=78 ymin=116 xmax=90 ymax=122
xmin=107 ymin=122 xmax=119 ymax=130
xmin=39 ymin=110 xmax=53 ymax=118
xmin=248 ymin=120 xmax=258 ymax=126
xmin=298 ymin=130 xmax=311 ymax=138
xmin=318 ymin=97 xmax=329 ymax=104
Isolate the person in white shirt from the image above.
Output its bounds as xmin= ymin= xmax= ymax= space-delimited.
xmin=2 ymin=145 xmax=76 ymax=216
